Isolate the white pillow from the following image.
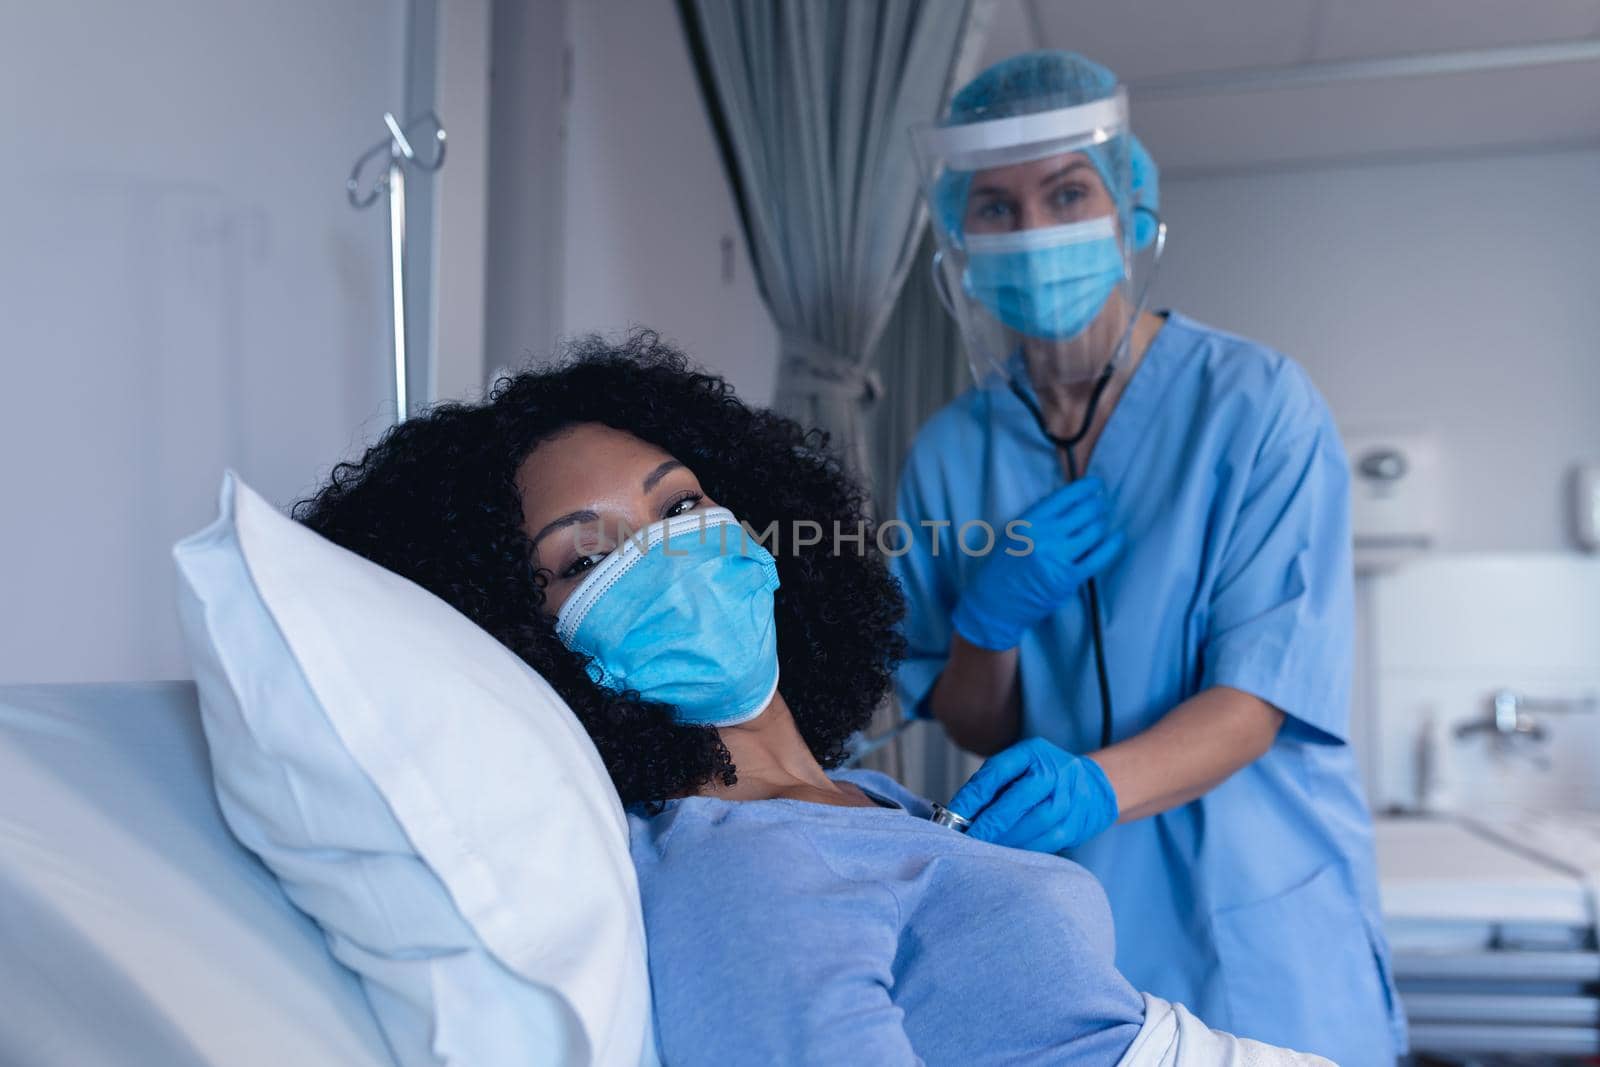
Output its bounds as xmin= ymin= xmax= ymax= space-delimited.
xmin=173 ymin=472 xmax=655 ymax=1067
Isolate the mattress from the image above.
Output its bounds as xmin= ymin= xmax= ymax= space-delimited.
xmin=1377 ymin=814 xmax=1600 ymax=1055
xmin=1376 ymin=815 xmax=1590 ymax=952
xmin=0 ymin=682 xmax=394 ymax=1067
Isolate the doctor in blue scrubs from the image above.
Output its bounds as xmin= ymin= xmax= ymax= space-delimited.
xmin=895 ymin=52 xmax=1404 ymax=1064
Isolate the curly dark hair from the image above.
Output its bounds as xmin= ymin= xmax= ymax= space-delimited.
xmin=294 ymin=331 xmax=905 ymax=806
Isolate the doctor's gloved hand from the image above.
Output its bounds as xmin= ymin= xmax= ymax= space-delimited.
xmin=950 ymin=478 xmax=1124 ymax=652
xmin=948 ymin=738 xmax=1119 ymax=854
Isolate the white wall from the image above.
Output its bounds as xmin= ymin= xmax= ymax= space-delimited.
xmin=432 ymin=0 xmax=495 ymax=403
xmin=484 ymin=0 xmax=568 ymax=381
xmin=485 ymin=0 xmax=777 ymax=403
xmin=561 ymin=0 xmax=776 ymax=404
xmin=1153 ymin=148 xmax=1600 ymax=553
xmin=0 ymin=1 xmax=405 ymax=683
xmin=399 ymin=0 xmax=493 ymax=409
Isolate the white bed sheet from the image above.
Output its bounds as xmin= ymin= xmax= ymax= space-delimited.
xmin=1376 ymin=814 xmax=1589 ymax=952
xmin=0 ymin=681 xmax=394 ymax=1067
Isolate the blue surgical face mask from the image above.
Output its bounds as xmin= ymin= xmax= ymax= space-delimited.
xmin=962 ymin=217 xmax=1125 ymax=341
xmin=554 ymin=507 xmax=781 ymax=728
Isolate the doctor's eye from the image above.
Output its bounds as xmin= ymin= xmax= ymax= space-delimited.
xmin=973 ymin=198 xmax=1015 ymax=222
xmin=1049 ymin=183 xmax=1088 ymax=211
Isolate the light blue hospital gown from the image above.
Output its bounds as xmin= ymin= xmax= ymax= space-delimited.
xmin=893 ymin=312 xmax=1404 ymax=1065
xmin=630 ymin=770 xmax=1145 ymax=1065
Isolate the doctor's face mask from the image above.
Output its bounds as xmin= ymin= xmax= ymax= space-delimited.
xmin=911 ymin=55 xmax=1163 ymax=390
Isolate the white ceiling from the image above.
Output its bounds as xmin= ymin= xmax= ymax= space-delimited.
xmin=980 ymin=0 xmax=1600 ymax=172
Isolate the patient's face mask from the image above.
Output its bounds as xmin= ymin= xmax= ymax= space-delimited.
xmin=553 ymin=507 xmax=781 ymax=728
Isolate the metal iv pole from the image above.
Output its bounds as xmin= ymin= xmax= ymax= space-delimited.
xmin=346 ymin=111 xmax=447 ymax=422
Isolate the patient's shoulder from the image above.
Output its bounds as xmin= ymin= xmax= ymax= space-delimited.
xmin=627 ymin=792 xmax=917 ymax=906
xmin=628 ymin=798 xmax=833 ymax=892
xmin=832 ymin=769 xmax=931 ymax=816
xmin=629 ymin=799 xmax=901 ymax=947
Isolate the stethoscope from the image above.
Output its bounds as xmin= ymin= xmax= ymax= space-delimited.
xmin=1006 ymin=367 xmax=1119 ymax=750
xmin=934 ymin=211 xmax=1167 ymax=752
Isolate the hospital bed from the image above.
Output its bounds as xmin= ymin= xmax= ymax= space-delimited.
xmin=0 ymin=681 xmax=395 ymax=1066
xmin=0 ymin=680 xmax=1325 ymax=1067
xmin=1378 ymin=813 xmax=1600 ymax=1058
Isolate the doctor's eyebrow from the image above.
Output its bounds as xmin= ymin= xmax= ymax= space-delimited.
xmin=968 ymin=160 xmax=1093 ymax=200
xmin=1038 ymin=159 xmax=1094 ymax=187
xmin=968 ymin=182 xmax=1013 ymax=200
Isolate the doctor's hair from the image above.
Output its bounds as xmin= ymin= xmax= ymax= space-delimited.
xmin=294 ymin=329 xmax=906 ymax=806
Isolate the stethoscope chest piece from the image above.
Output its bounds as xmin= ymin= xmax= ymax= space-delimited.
xmin=930 ymin=803 xmax=972 ymax=833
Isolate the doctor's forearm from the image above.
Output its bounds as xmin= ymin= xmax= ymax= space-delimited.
xmin=927 ymin=634 xmax=1023 ymax=756
xmin=1090 ymin=686 xmax=1284 ymax=823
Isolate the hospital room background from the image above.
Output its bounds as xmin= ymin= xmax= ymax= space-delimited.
xmin=3 ymin=0 xmax=1600 ymax=1062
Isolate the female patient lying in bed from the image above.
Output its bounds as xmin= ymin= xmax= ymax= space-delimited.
xmin=297 ymin=333 xmax=1326 ymax=1066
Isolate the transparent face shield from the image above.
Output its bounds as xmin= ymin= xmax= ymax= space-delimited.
xmin=911 ymin=89 xmax=1164 ymax=392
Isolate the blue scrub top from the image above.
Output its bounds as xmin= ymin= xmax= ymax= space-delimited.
xmin=892 ymin=312 xmax=1405 ymax=1064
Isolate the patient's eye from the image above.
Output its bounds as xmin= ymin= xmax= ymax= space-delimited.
xmin=561 ymin=553 xmax=604 ymax=580
xmin=662 ymin=491 xmax=704 ymax=519
xmin=555 ymin=493 xmax=703 ymax=581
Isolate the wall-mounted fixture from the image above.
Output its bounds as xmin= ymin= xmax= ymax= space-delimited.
xmin=1571 ymin=464 xmax=1600 ymax=553
xmin=1345 ymin=431 xmax=1440 ymax=573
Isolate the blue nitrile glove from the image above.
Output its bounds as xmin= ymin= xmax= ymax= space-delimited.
xmin=950 ymin=478 xmax=1124 ymax=652
xmin=948 ymin=738 xmax=1119 ymax=853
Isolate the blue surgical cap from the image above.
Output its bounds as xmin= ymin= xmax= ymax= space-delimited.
xmin=934 ymin=51 xmax=1159 ymax=249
